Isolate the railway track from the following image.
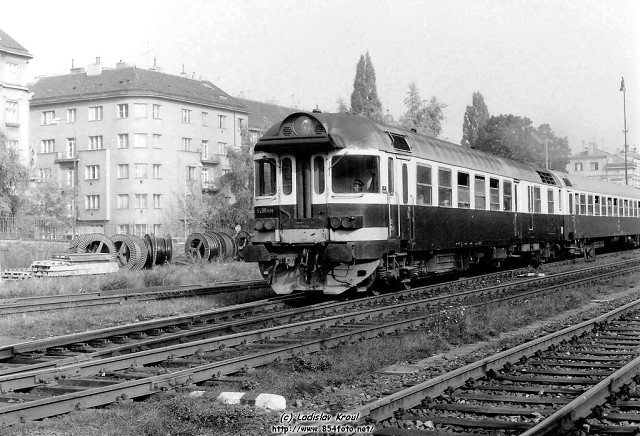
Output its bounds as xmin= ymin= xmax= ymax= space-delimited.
xmin=0 ymin=279 xmax=271 ymax=315
xmin=0 ymin=258 xmax=638 ymax=426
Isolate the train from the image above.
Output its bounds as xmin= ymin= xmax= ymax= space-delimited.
xmin=238 ymin=111 xmax=640 ymax=295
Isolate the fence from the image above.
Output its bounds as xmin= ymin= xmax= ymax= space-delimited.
xmin=0 ymin=216 xmax=71 ymax=240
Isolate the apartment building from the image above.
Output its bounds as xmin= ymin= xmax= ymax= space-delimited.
xmin=30 ymin=59 xmax=248 ymax=236
xmin=0 ymin=28 xmax=32 ymax=163
xmin=568 ymin=142 xmax=640 ymax=188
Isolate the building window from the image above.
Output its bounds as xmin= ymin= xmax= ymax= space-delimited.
xmin=218 ymin=115 xmax=226 ymax=129
xmin=152 ymin=134 xmax=162 ymax=149
xmin=182 ymin=137 xmax=192 ymax=151
xmin=117 ymin=104 xmax=129 ymax=118
xmin=5 ymin=62 xmax=18 ymax=84
xmin=134 ymin=224 xmax=148 ymax=236
xmin=135 ymin=163 xmax=148 ymax=179
xmin=85 ymin=165 xmax=99 ymax=180
xmin=135 ymin=194 xmax=148 ymax=209
xmin=134 ymin=103 xmax=147 ymax=118
xmin=7 ymin=140 xmax=18 ymax=149
xmin=182 ymin=109 xmax=192 ymax=123
xmin=5 ymin=101 xmax=18 ymax=124
xmin=153 ymin=194 xmax=161 ymax=208
xmin=590 ymin=162 xmax=599 ymax=171
xmin=118 ymin=224 xmax=130 ymax=234
xmin=186 ymin=166 xmax=196 ymax=181
xmin=67 ymin=108 xmax=76 ymax=123
xmin=117 ymin=194 xmax=129 ymax=209
xmin=89 ymin=136 xmax=103 ymax=150
xmin=38 ymin=168 xmax=52 ymax=180
xmin=574 ymin=163 xmax=583 ymax=171
xmin=117 ymin=134 xmax=129 ymax=149
xmin=202 ymin=168 xmax=209 ymax=184
xmin=42 ymin=111 xmax=55 ymax=125
xmin=85 ymin=195 xmax=100 ymax=210
xmin=134 ymin=133 xmax=147 ymax=148
xmin=202 ymin=111 xmax=209 ymax=126
xmin=41 ymin=139 xmax=55 ymax=153
xmin=217 ymin=142 xmax=226 ymax=155
xmin=153 ymin=224 xmax=162 ymax=234
xmin=66 ymin=138 xmax=76 ymax=158
xmin=88 ymin=106 xmax=103 ymax=121
xmin=117 ymin=164 xmax=129 ymax=179
xmin=67 ymin=169 xmax=75 ymax=186
xmin=152 ymin=104 xmax=161 ymax=119
xmin=201 ymin=140 xmax=209 ymax=159
xmin=238 ymin=118 xmax=244 ymax=131
xmin=153 ymin=164 xmax=162 ymax=179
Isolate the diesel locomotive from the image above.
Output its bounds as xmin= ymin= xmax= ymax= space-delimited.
xmin=240 ymin=111 xmax=640 ymax=295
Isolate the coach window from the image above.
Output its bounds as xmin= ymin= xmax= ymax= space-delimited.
xmin=282 ymin=158 xmax=292 ymax=195
xmin=388 ymin=158 xmax=394 ymax=195
xmin=457 ymin=172 xmax=470 ymax=208
xmin=618 ymin=198 xmax=623 ymax=217
xmin=255 ymin=158 xmax=276 ymax=196
xmin=331 ymin=155 xmax=379 ymax=193
xmin=503 ymin=181 xmax=513 ymax=211
xmin=534 ymin=186 xmax=541 ymax=213
xmin=416 ymin=164 xmax=432 ymax=205
xmin=624 ymin=199 xmax=629 ymax=217
xmin=489 ymin=178 xmax=500 ymax=210
xmin=607 ymin=198 xmax=613 ymax=216
xmin=594 ymin=196 xmax=600 ymax=216
xmin=601 ymin=197 xmax=607 ymax=216
xmin=568 ymin=193 xmax=574 ymax=215
xmin=579 ymin=194 xmax=586 ymax=215
xmin=474 ymin=175 xmax=486 ymax=210
xmin=313 ymin=156 xmax=325 ymax=194
xmin=587 ymin=195 xmax=594 ymax=215
xmin=574 ymin=194 xmax=579 ymax=214
xmin=438 ymin=168 xmax=452 ymax=207
xmin=613 ymin=198 xmax=618 ymax=216
xmin=548 ymin=189 xmax=555 ymax=214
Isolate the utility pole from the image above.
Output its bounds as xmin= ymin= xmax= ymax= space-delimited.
xmin=621 ymin=76 xmax=629 ymax=185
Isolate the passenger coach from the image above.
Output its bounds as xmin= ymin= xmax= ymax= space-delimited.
xmin=240 ymin=111 xmax=640 ymax=295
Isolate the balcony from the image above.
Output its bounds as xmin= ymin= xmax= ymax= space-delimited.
xmin=54 ymin=152 xmax=79 ymax=163
xmin=201 ymin=153 xmax=221 ymax=164
xmin=202 ymin=181 xmax=220 ymax=192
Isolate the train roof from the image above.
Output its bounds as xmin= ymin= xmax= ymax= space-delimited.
xmin=256 ymin=112 xmax=640 ymax=198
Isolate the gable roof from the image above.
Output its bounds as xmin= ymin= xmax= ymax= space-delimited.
xmin=0 ymin=28 xmax=32 ymax=58
xmin=30 ymin=66 xmax=247 ymax=112
xmin=234 ymin=97 xmax=297 ymax=132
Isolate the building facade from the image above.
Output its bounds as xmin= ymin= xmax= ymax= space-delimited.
xmin=0 ymin=28 xmax=32 ymax=163
xmin=567 ymin=142 xmax=640 ymax=188
xmin=30 ymin=60 xmax=248 ymax=236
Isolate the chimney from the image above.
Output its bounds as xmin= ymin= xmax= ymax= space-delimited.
xmin=116 ymin=59 xmax=130 ymax=69
xmin=86 ymin=56 xmax=103 ymax=76
xmin=70 ymin=58 xmax=85 ymax=74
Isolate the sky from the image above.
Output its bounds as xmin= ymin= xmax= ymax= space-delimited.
xmin=3 ymin=0 xmax=639 ymax=155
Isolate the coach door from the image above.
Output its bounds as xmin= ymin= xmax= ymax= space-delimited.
xmin=398 ymin=159 xmax=413 ymax=244
xmin=387 ymin=157 xmax=400 ymax=239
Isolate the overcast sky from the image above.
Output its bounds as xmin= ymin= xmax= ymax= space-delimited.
xmin=3 ymin=0 xmax=638 ymax=155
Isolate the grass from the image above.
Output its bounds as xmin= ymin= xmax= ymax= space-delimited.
xmin=0 ymin=240 xmax=68 ymax=269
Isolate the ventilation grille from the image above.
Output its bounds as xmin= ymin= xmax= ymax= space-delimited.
xmin=314 ymin=124 xmax=326 ymax=134
xmin=536 ymin=171 xmax=556 ymax=185
xmin=388 ymin=132 xmax=411 ymax=152
xmin=562 ymin=177 xmax=573 ymax=187
xmin=282 ymin=126 xmax=293 ymax=136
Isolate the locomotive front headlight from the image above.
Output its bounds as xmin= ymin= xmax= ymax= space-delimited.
xmin=254 ymin=219 xmax=264 ymax=231
xmin=264 ymin=219 xmax=275 ymax=230
xmin=341 ymin=217 xmax=353 ymax=229
xmin=293 ymin=115 xmax=314 ymax=136
xmin=329 ymin=217 xmax=342 ymax=229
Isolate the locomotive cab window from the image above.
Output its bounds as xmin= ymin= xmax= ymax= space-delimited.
xmin=416 ymin=164 xmax=432 ymax=205
xmin=457 ymin=172 xmax=470 ymax=209
xmin=282 ymin=158 xmax=293 ymax=195
xmin=255 ymin=158 xmax=277 ymax=196
xmin=331 ymin=155 xmax=379 ymax=194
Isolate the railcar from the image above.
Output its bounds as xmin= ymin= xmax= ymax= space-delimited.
xmin=240 ymin=111 xmax=640 ymax=295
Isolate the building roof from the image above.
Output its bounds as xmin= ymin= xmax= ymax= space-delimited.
xmin=30 ymin=66 xmax=248 ymax=112
xmin=0 ymin=28 xmax=32 ymax=58
xmin=234 ymin=97 xmax=297 ymax=132
xmin=569 ymin=147 xmax=610 ymax=159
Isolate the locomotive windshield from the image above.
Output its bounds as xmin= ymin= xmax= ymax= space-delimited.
xmin=331 ymin=155 xmax=379 ymax=193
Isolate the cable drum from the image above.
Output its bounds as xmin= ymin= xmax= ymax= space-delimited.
xmin=185 ymin=232 xmax=212 ymax=261
xmin=185 ymin=231 xmax=236 ymax=262
xmin=111 ymin=234 xmax=139 ymax=270
xmin=164 ymin=235 xmax=173 ymax=264
xmin=204 ymin=232 xmax=223 ymax=261
xmin=72 ymin=233 xmax=116 ymax=258
xmin=129 ymin=235 xmax=149 ymax=270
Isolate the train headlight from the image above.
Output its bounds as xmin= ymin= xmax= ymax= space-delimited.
xmin=254 ymin=220 xmax=264 ymax=231
xmin=329 ymin=217 xmax=342 ymax=229
xmin=341 ymin=217 xmax=353 ymax=229
xmin=293 ymin=116 xmax=313 ymax=136
xmin=264 ymin=219 xmax=275 ymax=230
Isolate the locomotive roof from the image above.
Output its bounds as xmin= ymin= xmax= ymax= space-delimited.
xmin=256 ymin=112 xmax=640 ymax=198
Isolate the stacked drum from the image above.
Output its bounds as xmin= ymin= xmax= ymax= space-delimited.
xmin=184 ymin=231 xmax=236 ymax=262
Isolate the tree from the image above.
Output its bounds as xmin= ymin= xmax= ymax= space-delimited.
xmin=475 ymin=115 xmax=570 ymax=170
xmin=462 ymin=91 xmax=490 ymax=147
xmin=336 ymin=97 xmax=349 ymax=113
xmin=0 ymin=132 xmax=28 ymax=215
xmin=398 ymin=82 xmax=447 ymax=137
xmin=20 ymin=180 xmax=74 ymax=230
xmin=214 ymin=137 xmax=254 ymax=229
xmin=350 ymin=52 xmax=383 ymax=121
